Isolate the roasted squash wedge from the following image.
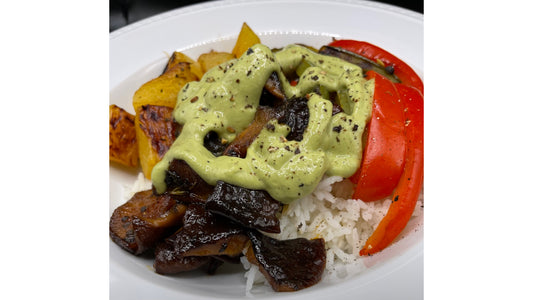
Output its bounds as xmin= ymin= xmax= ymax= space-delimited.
xmin=197 ymin=51 xmax=236 ymax=73
xmin=109 ymin=104 xmax=138 ymax=167
xmin=163 ymin=51 xmax=204 ymax=80
xmin=232 ymin=22 xmax=261 ymax=58
xmin=132 ymin=62 xmax=198 ymax=115
xmin=135 ymin=105 xmax=180 ymax=179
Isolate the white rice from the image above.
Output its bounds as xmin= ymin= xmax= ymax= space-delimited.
xmin=242 ymin=175 xmax=423 ymax=294
xmin=123 ymin=172 xmax=152 ymax=200
xmin=122 ymin=173 xmax=423 ymax=295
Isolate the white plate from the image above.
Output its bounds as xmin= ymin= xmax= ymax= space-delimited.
xmin=109 ymin=0 xmax=424 ymax=299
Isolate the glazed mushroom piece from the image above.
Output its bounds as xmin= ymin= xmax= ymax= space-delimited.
xmin=153 ymin=203 xmax=249 ymax=274
xmin=245 ymin=230 xmax=327 ymax=292
xmin=109 ymin=190 xmax=187 ymax=255
xmin=206 ymin=180 xmax=282 ymax=233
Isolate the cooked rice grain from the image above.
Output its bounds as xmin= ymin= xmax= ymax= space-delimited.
xmin=244 ymin=176 xmax=422 ymax=292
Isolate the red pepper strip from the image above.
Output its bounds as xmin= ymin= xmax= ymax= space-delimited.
xmin=328 ymin=40 xmax=424 ymax=95
xmin=350 ymin=71 xmax=406 ymax=202
xmin=359 ymin=83 xmax=423 ymax=256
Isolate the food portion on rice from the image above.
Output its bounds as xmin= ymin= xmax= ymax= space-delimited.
xmin=109 ymin=23 xmax=424 ymax=293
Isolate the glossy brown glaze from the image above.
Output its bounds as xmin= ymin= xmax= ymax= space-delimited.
xmin=153 ymin=240 xmax=211 ymax=275
xmin=109 ymin=190 xmax=187 ymax=255
xmin=263 ymin=72 xmax=286 ymax=101
xmin=203 ymin=131 xmax=227 ymax=157
xmin=154 ymin=239 xmax=232 ymax=275
xmin=153 ymin=203 xmax=248 ymax=274
xmin=166 ymin=203 xmax=249 ymax=257
xmin=161 ymin=159 xmax=214 ymax=201
xmin=206 ymin=181 xmax=281 ymax=233
xmin=246 ymin=230 xmax=326 ymax=292
xmin=277 ymin=97 xmax=309 ymax=142
xmin=222 ymin=106 xmax=278 ymax=158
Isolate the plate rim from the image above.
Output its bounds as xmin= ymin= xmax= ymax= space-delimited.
xmin=110 ymin=0 xmax=423 ymax=40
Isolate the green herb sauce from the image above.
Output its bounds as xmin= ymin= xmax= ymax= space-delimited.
xmin=151 ymin=44 xmax=373 ymax=204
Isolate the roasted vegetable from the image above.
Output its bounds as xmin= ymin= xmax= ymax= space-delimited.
xmin=206 ymin=181 xmax=282 ymax=233
xmin=328 ymin=40 xmax=424 ymax=255
xmin=350 ymin=71 xmax=406 ymax=202
xmin=263 ymin=72 xmax=286 ymax=101
xmin=318 ymin=45 xmax=401 ymax=84
xmin=163 ymin=51 xmax=204 ymax=79
xmin=132 ymin=61 xmax=198 ymax=114
xmin=165 ymin=203 xmax=249 ymax=257
xmin=232 ymin=22 xmax=261 ymax=58
xmin=197 ymin=51 xmax=235 ymax=73
xmin=162 ymin=159 xmax=214 ymax=201
xmin=327 ymin=39 xmax=424 ymax=94
xmin=153 ymin=203 xmax=249 ymax=274
xmin=135 ymin=105 xmax=179 ymax=179
xmin=245 ymin=230 xmax=326 ymax=292
xmin=154 ymin=241 xmax=211 ymax=274
xmin=109 ymin=104 xmax=138 ymax=167
xmin=223 ymin=106 xmax=277 ymax=158
xmin=109 ymin=190 xmax=187 ymax=255
xmin=359 ymin=83 xmax=423 ymax=256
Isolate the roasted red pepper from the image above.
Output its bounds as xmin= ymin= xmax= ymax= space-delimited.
xmin=328 ymin=39 xmax=424 ymax=95
xmin=350 ymin=71 xmax=406 ymax=202
xmin=359 ymin=83 xmax=423 ymax=256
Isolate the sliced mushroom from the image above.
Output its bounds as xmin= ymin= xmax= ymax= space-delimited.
xmin=245 ymin=230 xmax=326 ymax=292
xmin=206 ymin=181 xmax=281 ymax=233
xmin=153 ymin=203 xmax=249 ymax=274
xmin=110 ymin=190 xmax=187 ymax=255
